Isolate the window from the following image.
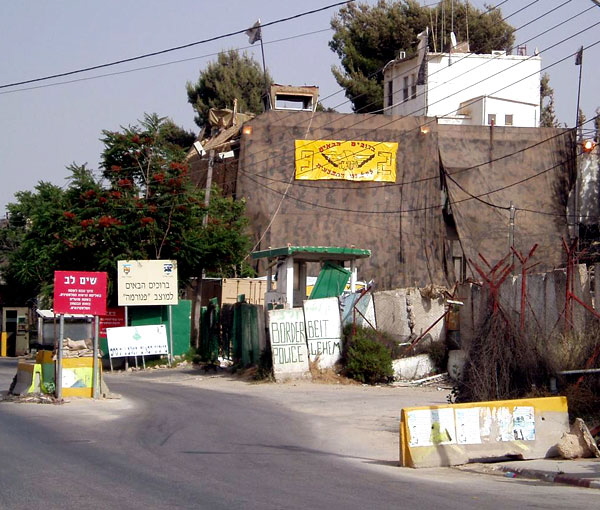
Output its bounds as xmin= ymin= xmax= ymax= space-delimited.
xmin=487 ymin=114 xmax=496 ymax=126
xmin=387 ymin=81 xmax=393 ymax=107
xmin=505 ymin=114 xmax=513 ymax=126
xmin=403 ymin=76 xmax=409 ymax=101
xmin=411 ymin=74 xmax=417 ymax=100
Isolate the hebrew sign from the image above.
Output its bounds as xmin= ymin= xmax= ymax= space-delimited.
xmin=117 ymin=259 xmax=178 ymax=306
xmin=53 ymin=270 xmax=107 ymax=315
xmin=294 ymin=139 xmax=398 ymax=182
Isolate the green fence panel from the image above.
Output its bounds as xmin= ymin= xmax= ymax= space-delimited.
xmin=199 ymin=299 xmax=220 ymax=363
xmin=233 ymin=303 xmax=260 ymax=366
xmin=129 ymin=300 xmax=192 ymax=357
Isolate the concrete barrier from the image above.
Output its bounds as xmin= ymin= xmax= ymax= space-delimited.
xmin=393 ymin=354 xmax=435 ymax=381
xmin=399 ymin=396 xmax=569 ymax=468
xmin=11 ymin=354 xmax=99 ymax=398
xmin=12 ymin=361 xmax=43 ymax=395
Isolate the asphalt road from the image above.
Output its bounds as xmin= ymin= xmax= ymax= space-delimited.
xmin=0 ymin=358 xmax=598 ymax=509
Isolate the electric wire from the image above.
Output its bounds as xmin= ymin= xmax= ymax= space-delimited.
xmin=238 ymin=2 xmax=597 ymax=187
xmin=0 ymin=28 xmax=333 ymax=96
xmin=0 ymin=1 xmax=352 ymax=90
xmin=7 ymin=2 xmax=596 ymax=227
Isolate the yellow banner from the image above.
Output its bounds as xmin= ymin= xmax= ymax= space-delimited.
xmin=295 ymin=140 xmax=397 ymax=182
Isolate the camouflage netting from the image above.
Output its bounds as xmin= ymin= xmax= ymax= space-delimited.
xmin=191 ymin=111 xmax=575 ymax=290
xmin=439 ymin=125 xmax=575 ymax=273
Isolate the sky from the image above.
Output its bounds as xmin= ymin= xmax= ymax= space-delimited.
xmin=1 ymin=0 xmax=599 ymax=215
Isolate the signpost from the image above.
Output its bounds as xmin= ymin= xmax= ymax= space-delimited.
xmin=117 ymin=260 xmax=178 ymax=306
xmin=53 ymin=270 xmax=108 ymax=399
xmin=303 ymin=297 xmax=343 ymax=369
xmin=106 ymin=325 xmax=169 ymax=359
xmin=116 ymin=260 xmax=178 ymax=363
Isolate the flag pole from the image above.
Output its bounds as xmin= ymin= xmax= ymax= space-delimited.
xmin=259 ymin=36 xmax=269 ymax=110
xmin=575 ymin=46 xmax=583 ymax=139
xmin=246 ymin=20 xmax=269 ymax=110
xmin=574 ymin=46 xmax=583 ymax=244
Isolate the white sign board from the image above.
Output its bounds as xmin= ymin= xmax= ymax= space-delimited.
xmin=268 ymin=308 xmax=310 ymax=380
xmin=106 ymin=324 xmax=169 ymax=358
xmin=303 ymin=297 xmax=343 ymax=369
xmin=117 ymin=259 xmax=178 ymax=306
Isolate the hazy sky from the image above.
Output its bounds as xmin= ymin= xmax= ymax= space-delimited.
xmin=1 ymin=0 xmax=599 ymax=214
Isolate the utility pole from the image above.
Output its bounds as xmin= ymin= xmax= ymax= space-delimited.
xmin=509 ymin=202 xmax=516 ymax=271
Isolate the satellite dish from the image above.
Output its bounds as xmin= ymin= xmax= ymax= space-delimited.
xmin=450 ymin=32 xmax=457 ymax=49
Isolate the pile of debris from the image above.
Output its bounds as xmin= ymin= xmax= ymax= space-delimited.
xmin=58 ymin=338 xmax=100 ymax=358
xmin=1 ymin=392 xmax=63 ymax=405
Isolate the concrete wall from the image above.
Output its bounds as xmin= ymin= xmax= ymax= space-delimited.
xmin=365 ymin=264 xmax=597 ymax=369
xmin=373 ymin=287 xmax=446 ymax=345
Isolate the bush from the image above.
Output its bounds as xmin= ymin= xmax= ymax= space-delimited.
xmin=342 ymin=325 xmax=394 ymax=384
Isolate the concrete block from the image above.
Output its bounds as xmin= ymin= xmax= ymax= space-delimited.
xmin=373 ymin=290 xmax=411 ymax=342
xmin=544 ymin=270 xmax=564 ymax=337
xmin=393 ymin=354 xmax=435 ymax=381
xmin=525 ymin=273 xmax=546 ymax=334
xmin=456 ymin=283 xmax=475 ymax=351
xmin=405 ymin=288 xmax=446 ymax=345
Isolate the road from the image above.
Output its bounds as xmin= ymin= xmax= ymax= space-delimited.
xmin=0 ymin=357 xmax=597 ymax=509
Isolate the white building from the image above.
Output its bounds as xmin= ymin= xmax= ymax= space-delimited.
xmin=383 ymin=32 xmax=541 ymax=127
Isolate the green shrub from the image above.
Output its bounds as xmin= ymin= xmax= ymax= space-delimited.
xmin=342 ymin=325 xmax=394 ymax=384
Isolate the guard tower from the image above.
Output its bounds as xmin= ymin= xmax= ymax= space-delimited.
xmin=251 ymin=245 xmax=371 ymax=309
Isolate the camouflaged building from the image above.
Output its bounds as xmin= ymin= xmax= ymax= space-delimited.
xmin=188 ymin=110 xmax=575 ymax=290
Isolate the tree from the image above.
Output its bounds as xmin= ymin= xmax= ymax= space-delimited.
xmin=540 ymin=73 xmax=559 ymax=127
xmin=186 ymin=50 xmax=272 ymax=128
xmin=1 ymin=114 xmax=250 ymax=306
xmin=1 ymin=183 xmax=69 ymax=306
xmin=329 ymin=0 xmax=515 ymax=113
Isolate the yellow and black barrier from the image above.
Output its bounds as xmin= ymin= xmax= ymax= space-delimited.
xmin=399 ymin=396 xmax=569 ymax=468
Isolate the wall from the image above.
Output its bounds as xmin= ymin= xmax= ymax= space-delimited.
xmin=456 ymin=264 xmax=597 ymax=351
xmin=238 ymin=111 xmax=446 ymax=290
xmin=234 ymin=111 xmax=572 ymax=290
xmin=372 ymin=287 xmax=446 ymax=346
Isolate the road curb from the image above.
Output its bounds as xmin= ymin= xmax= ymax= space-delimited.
xmin=498 ymin=465 xmax=600 ymax=490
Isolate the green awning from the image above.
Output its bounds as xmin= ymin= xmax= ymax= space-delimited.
xmin=251 ymin=246 xmax=371 ymax=262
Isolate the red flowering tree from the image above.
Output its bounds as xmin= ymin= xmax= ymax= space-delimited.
xmin=1 ymin=114 xmax=250 ymax=306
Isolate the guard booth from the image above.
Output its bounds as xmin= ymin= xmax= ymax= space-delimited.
xmin=251 ymin=246 xmax=371 ymax=308
xmin=1 ymin=307 xmax=30 ymax=357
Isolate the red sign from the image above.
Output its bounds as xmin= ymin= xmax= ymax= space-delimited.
xmin=53 ymin=271 xmax=108 ymax=316
xmin=99 ymin=307 xmax=126 ymax=338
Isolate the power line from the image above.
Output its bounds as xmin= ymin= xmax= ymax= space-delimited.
xmin=0 ymin=28 xmax=333 ymax=96
xmin=235 ymin=126 xmax=590 ymax=216
xmin=239 ymin=0 xmax=598 ymax=185
xmin=0 ymin=1 xmax=352 ymax=90
xmin=243 ymin=34 xmax=596 ymax=189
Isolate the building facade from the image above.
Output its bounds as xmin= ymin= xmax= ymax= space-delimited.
xmin=383 ymin=33 xmax=541 ymax=127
